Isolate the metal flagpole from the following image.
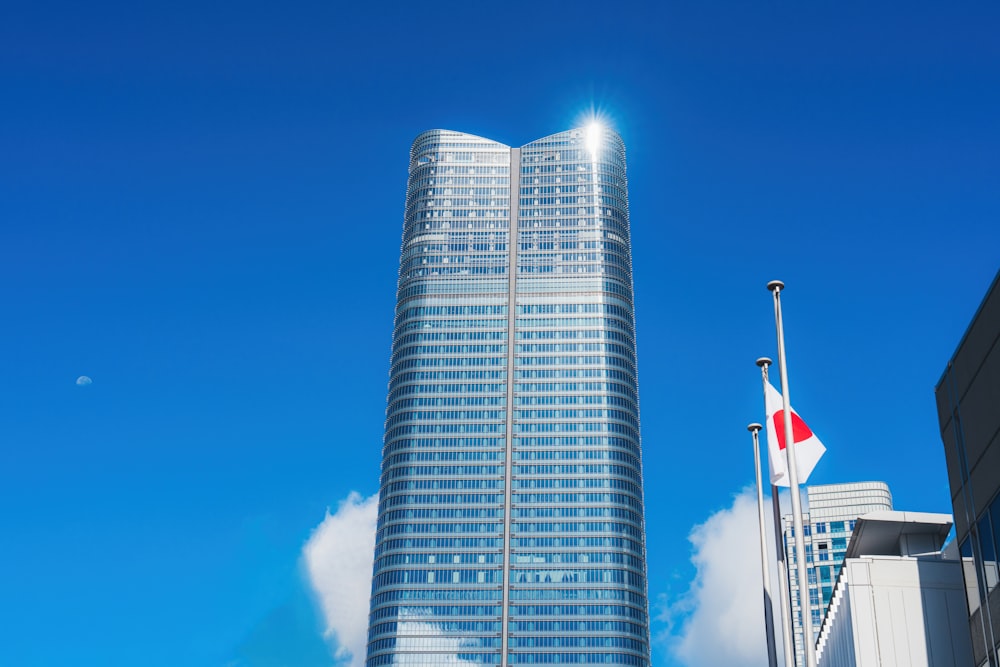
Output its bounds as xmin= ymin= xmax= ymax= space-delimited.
xmin=748 ymin=422 xmax=778 ymax=667
xmin=757 ymin=357 xmax=796 ymax=667
xmin=767 ymin=279 xmax=816 ymax=667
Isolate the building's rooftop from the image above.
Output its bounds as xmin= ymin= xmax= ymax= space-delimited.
xmin=845 ymin=511 xmax=953 ymax=558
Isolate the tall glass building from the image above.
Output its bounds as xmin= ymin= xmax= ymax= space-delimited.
xmin=365 ymin=126 xmax=649 ymax=667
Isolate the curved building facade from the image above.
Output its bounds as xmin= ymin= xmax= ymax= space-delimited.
xmin=367 ymin=127 xmax=649 ymax=667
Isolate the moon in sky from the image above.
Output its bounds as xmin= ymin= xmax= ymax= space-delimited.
xmin=76 ymin=376 xmax=93 ymax=386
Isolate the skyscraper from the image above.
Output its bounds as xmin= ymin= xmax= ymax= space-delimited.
xmin=364 ymin=126 xmax=649 ymax=667
xmin=784 ymin=482 xmax=893 ymax=666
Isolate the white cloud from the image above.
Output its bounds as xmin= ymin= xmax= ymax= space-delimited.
xmin=303 ymin=492 xmax=379 ymax=667
xmin=659 ymin=487 xmax=790 ymax=667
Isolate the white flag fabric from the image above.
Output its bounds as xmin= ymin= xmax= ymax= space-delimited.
xmin=765 ymin=380 xmax=826 ymax=487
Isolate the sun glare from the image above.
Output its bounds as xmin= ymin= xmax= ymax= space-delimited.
xmin=585 ymin=121 xmax=603 ymax=154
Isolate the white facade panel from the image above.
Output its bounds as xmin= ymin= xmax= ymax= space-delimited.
xmin=817 ymin=556 xmax=972 ymax=667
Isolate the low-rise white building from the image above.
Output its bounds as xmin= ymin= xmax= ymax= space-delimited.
xmin=815 ymin=511 xmax=972 ymax=667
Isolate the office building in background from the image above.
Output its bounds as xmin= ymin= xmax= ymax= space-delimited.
xmin=936 ymin=269 xmax=1000 ymax=667
xmin=784 ymin=482 xmax=893 ymax=666
xmin=365 ymin=126 xmax=649 ymax=667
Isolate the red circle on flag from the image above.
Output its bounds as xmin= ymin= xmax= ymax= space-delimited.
xmin=772 ymin=411 xmax=813 ymax=450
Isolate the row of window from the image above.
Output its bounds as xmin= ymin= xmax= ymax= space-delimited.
xmin=510 ymin=636 xmax=646 ymax=651
xmin=389 ymin=371 xmax=506 ymax=388
xmin=375 ymin=552 xmax=500 ymax=568
xmin=512 ymin=317 xmax=634 ymax=337
xmin=512 ymin=506 xmax=641 ymax=522
xmin=391 ymin=343 xmax=507 ymax=361
xmin=390 ymin=396 xmax=507 ymax=412
xmin=514 ymin=343 xmax=634 ymax=357
xmin=512 ymin=478 xmax=642 ymax=495
xmin=514 ymin=493 xmax=643 ymax=511
xmin=510 ymin=536 xmax=644 ymax=553
xmin=395 ymin=330 xmax=507 ymax=344
xmin=510 ymin=619 xmax=646 ymax=635
xmin=514 ymin=171 xmax=620 ymax=186
xmin=368 ymin=619 xmax=499 ymax=639
xmin=369 ymin=605 xmax=502 ymax=622
xmin=372 ymin=569 xmax=502 ymax=587
xmin=390 ymin=357 xmax=507 ymax=373
xmin=378 ymin=520 xmax=643 ymax=540
xmin=380 ymin=496 xmax=643 ymax=516
xmin=377 ymin=522 xmax=501 ymax=538
xmin=516 ymin=395 xmax=636 ymax=409
xmin=514 ymin=436 xmax=639 ymax=449
xmin=380 ymin=493 xmax=502 ymax=509
xmin=373 ymin=537 xmax=504 ymax=558
xmin=508 ymin=605 xmax=646 ymax=621
xmin=511 ymin=464 xmax=641 ymax=483
xmin=369 ymin=588 xmax=502 ymax=608
xmin=513 ymin=410 xmax=638 ymax=426
xmin=382 ymin=439 xmax=641 ymax=458
xmin=382 ymin=437 xmax=505 ymax=456
xmin=510 ymin=586 xmax=645 ymax=603
xmin=513 ymin=423 xmax=640 ymax=439
xmin=516 ymin=356 xmax=635 ymax=373
xmin=368 ymin=652 xmax=499 ymax=666
xmin=401 ymin=356 xmax=638 ymax=376
xmin=514 ymin=368 xmax=635 ymax=382
xmin=512 ymin=522 xmax=644 ymax=540
xmin=368 ymin=619 xmax=646 ymax=639
xmin=407 ymin=174 xmax=509 ymax=189
xmin=380 ymin=507 xmax=502 ymax=522
xmin=518 ymin=303 xmax=632 ymax=316
xmin=508 ymin=569 xmax=644 ymax=588
xmin=386 ymin=409 xmax=505 ymax=427
xmin=517 ymin=265 xmax=630 ymax=280
xmin=368 ymin=637 xmax=500 ymax=653
xmin=394 ymin=318 xmax=506 ymax=335
xmin=518 ymin=242 xmax=625 ymax=254
xmin=504 ymin=650 xmax=649 ymax=667
xmin=515 ymin=449 xmax=639 ymax=464
xmin=380 ymin=478 xmax=503 ymax=494
xmin=383 ymin=450 xmax=504 ymax=466
xmin=517 ymin=254 xmax=631 ymax=272
xmin=388 ymin=384 xmax=506 ymax=402
xmin=516 ymin=329 xmax=634 ymax=344
xmin=388 ymin=402 xmax=638 ymax=423
xmin=401 ymin=304 xmax=507 ymax=318
xmin=382 ymin=464 xmax=502 ymax=481
xmin=383 ymin=423 xmax=505 ymax=442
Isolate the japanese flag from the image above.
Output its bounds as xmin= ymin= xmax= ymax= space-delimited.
xmin=765 ymin=380 xmax=826 ymax=487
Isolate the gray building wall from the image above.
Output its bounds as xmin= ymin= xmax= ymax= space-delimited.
xmin=936 ymin=269 xmax=1000 ymax=667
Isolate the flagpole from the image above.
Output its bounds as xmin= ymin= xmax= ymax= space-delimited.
xmin=749 ymin=422 xmax=778 ymax=667
xmin=767 ymin=279 xmax=816 ymax=667
xmin=757 ymin=357 xmax=796 ymax=667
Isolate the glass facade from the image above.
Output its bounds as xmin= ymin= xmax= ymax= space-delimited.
xmin=936 ymin=270 xmax=1000 ymax=667
xmin=366 ymin=128 xmax=649 ymax=667
xmin=783 ymin=482 xmax=893 ymax=667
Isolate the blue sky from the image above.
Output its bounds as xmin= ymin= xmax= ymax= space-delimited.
xmin=1 ymin=1 xmax=997 ymax=665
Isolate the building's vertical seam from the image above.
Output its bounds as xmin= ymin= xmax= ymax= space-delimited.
xmin=500 ymin=147 xmax=520 ymax=667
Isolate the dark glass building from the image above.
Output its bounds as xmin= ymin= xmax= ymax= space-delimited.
xmin=365 ymin=126 xmax=649 ymax=667
xmin=936 ymin=269 xmax=1000 ymax=667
